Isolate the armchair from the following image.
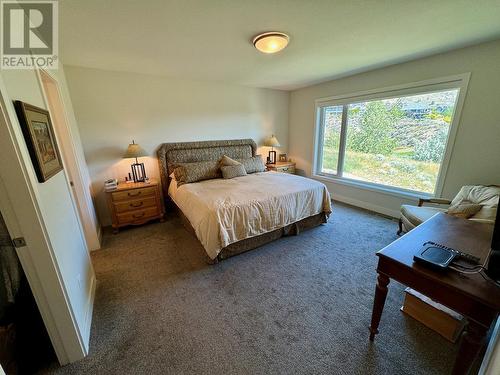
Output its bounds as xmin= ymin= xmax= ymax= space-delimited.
xmin=398 ymin=185 xmax=500 ymax=235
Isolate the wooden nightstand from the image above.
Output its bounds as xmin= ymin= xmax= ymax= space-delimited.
xmin=106 ymin=178 xmax=164 ymax=233
xmin=266 ymin=161 xmax=296 ymax=174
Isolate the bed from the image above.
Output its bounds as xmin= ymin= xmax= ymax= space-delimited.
xmin=157 ymin=139 xmax=332 ymax=262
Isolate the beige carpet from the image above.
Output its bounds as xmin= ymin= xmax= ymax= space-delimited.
xmin=43 ymin=202 xmax=461 ymax=374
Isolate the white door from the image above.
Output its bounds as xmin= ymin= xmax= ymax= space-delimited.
xmin=0 ymin=72 xmax=95 ymax=364
xmin=38 ymin=69 xmax=101 ymax=251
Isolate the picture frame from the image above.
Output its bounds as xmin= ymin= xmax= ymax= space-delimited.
xmin=279 ymin=153 xmax=287 ymax=162
xmin=14 ymin=101 xmax=63 ymax=182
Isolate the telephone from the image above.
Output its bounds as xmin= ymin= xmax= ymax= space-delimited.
xmin=104 ymin=179 xmax=118 ymax=191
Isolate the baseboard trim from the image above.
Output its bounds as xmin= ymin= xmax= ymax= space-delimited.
xmin=89 ymin=225 xmax=102 ymax=252
xmin=82 ymin=275 xmax=96 ymax=354
xmin=331 ymin=192 xmax=400 ymax=219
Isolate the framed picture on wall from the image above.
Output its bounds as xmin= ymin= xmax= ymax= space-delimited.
xmin=14 ymin=101 xmax=63 ymax=182
xmin=279 ymin=153 xmax=287 ymax=162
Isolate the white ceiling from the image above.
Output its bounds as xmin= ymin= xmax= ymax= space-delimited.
xmin=60 ymin=0 xmax=500 ymax=91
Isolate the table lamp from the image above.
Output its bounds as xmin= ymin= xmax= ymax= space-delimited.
xmin=123 ymin=140 xmax=147 ymax=182
xmin=264 ymin=135 xmax=280 ymax=164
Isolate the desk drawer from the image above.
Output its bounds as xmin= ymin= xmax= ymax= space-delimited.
xmin=111 ymin=186 xmax=156 ymax=202
xmin=116 ymin=206 xmax=159 ymax=225
xmin=114 ymin=196 xmax=157 ymax=213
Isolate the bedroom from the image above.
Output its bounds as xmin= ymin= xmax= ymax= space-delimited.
xmin=0 ymin=0 xmax=499 ymax=374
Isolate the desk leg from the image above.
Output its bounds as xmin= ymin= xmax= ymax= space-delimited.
xmin=369 ymin=273 xmax=390 ymax=341
xmin=452 ymin=321 xmax=487 ymax=375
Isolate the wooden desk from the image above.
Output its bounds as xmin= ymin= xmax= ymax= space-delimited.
xmin=369 ymin=213 xmax=500 ymax=375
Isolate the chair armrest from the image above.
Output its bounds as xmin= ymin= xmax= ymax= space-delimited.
xmin=417 ymin=198 xmax=452 ymax=207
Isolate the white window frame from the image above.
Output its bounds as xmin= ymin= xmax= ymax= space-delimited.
xmin=312 ymin=73 xmax=470 ymax=199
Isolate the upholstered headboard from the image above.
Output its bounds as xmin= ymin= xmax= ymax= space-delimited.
xmin=157 ymin=139 xmax=257 ymax=197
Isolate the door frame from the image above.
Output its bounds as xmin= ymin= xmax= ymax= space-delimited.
xmin=36 ymin=68 xmax=101 ymax=251
xmin=0 ymin=74 xmax=87 ymax=364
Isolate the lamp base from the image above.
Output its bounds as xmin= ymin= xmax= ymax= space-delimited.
xmin=268 ymin=150 xmax=277 ymax=164
xmin=131 ymin=162 xmax=146 ymax=182
xmin=485 ymin=251 xmax=500 ymax=282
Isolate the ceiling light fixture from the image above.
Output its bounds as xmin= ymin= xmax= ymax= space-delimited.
xmin=253 ymin=32 xmax=289 ymax=54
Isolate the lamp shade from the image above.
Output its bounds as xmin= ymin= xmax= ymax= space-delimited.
xmin=253 ymin=32 xmax=289 ymax=54
xmin=264 ymin=135 xmax=281 ymax=147
xmin=123 ymin=141 xmax=147 ymax=159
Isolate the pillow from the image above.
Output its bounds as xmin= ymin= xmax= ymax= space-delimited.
xmin=446 ymin=200 xmax=482 ymax=219
xmin=221 ymin=164 xmax=247 ymax=179
xmin=238 ymin=155 xmax=266 ymax=174
xmin=173 ymin=160 xmax=221 ymax=186
xmin=219 ymin=155 xmax=241 ymax=167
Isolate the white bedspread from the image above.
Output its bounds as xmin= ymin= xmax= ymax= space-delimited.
xmin=169 ymin=172 xmax=332 ymax=259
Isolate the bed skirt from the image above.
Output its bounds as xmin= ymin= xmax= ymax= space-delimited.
xmin=173 ymin=204 xmax=328 ymax=263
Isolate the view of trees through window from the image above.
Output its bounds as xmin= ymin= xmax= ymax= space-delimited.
xmin=320 ymin=89 xmax=459 ymax=193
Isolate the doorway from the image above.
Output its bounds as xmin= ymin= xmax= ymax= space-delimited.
xmin=38 ymin=70 xmax=101 ymax=251
xmin=0 ymin=210 xmax=56 ymax=374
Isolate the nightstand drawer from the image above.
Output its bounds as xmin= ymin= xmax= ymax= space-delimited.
xmin=111 ymin=186 xmax=156 ymax=202
xmin=116 ymin=206 xmax=159 ymax=225
xmin=276 ymin=166 xmax=295 ymax=174
xmin=113 ymin=196 xmax=157 ymax=213
xmin=106 ymin=179 xmax=164 ymax=233
xmin=266 ymin=162 xmax=296 ymax=174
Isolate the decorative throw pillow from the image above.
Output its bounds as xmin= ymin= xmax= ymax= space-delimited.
xmin=238 ymin=155 xmax=266 ymax=174
xmin=173 ymin=160 xmax=221 ymax=186
xmin=446 ymin=200 xmax=482 ymax=219
xmin=219 ymin=155 xmax=241 ymax=167
xmin=221 ymin=164 xmax=247 ymax=179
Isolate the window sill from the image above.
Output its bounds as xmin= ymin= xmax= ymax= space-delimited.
xmin=312 ymin=173 xmax=433 ymax=200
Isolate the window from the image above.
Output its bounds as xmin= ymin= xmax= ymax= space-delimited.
xmin=314 ymin=75 xmax=468 ymax=196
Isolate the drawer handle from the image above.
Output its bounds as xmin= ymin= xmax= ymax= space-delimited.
xmin=133 ymin=213 xmax=145 ymax=219
xmin=130 ymin=202 xmax=144 ymax=208
xmin=128 ymin=191 xmax=141 ymax=197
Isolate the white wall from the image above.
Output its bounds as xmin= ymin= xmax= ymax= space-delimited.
xmin=289 ymin=39 xmax=500 ymax=217
xmin=64 ymin=66 xmax=290 ymax=226
xmin=0 ymin=67 xmax=95 ymax=361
